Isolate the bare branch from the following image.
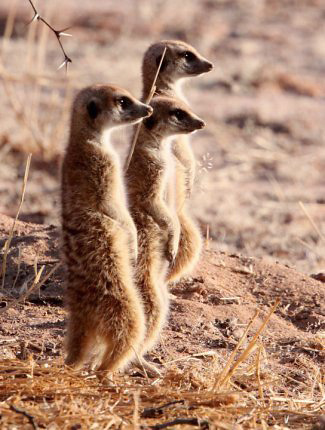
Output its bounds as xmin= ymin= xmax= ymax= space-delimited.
xmin=27 ymin=0 xmax=72 ymax=71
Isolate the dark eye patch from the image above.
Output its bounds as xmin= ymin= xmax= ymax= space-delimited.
xmin=87 ymin=100 xmax=100 ymax=119
xmin=171 ymin=109 xmax=187 ymax=121
xmin=117 ymin=96 xmax=132 ymax=109
xmin=182 ymin=51 xmax=196 ymax=62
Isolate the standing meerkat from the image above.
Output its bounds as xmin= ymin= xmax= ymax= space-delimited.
xmin=141 ymin=40 xmax=213 ymax=282
xmin=127 ymin=96 xmax=205 ymax=356
xmin=61 ymin=84 xmax=152 ymax=372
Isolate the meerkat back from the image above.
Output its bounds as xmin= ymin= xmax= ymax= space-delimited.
xmin=61 ymin=84 xmax=152 ymax=372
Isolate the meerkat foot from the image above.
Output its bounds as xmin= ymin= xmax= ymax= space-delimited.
xmin=133 ymin=356 xmax=163 ymax=378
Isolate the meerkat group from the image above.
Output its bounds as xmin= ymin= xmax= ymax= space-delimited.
xmin=61 ymin=40 xmax=213 ymax=373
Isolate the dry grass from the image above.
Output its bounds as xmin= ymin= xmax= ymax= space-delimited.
xmin=0 ymin=1 xmax=74 ymax=158
xmin=0 ymin=304 xmax=323 ymax=429
xmin=1 ymin=153 xmax=31 ymax=289
xmin=124 ymin=46 xmax=167 ymax=171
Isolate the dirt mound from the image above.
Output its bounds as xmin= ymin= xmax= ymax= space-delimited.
xmin=0 ymin=214 xmax=324 ymax=428
xmin=1 ymin=213 xmax=323 ymax=362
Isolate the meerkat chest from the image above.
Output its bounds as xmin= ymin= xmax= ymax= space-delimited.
xmin=174 ymin=80 xmax=189 ymax=104
xmin=159 ymin=139 xmax=174 ymax=192
xmin=96 ymin=135 xmax=128 ymax=206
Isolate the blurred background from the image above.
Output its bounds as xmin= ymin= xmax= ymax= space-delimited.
xmin=0 ymin=0 xmax=324 ymax=274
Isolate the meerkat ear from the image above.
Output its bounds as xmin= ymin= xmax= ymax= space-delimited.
xmin=87 ymin=99 xmax=101 ymax=120
xmin=156 ymin=54 xmax=168 ymax=72
xmin=143 ymin=115 xmax=156 ymax=130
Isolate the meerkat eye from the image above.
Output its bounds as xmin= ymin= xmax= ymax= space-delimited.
xmin=117 ymin=96 xmax=132 ymax=109
xmin=171 ymin=109 xmax=187 ymax=121
xmin=182 ymin=51 xmax=196 ymax=62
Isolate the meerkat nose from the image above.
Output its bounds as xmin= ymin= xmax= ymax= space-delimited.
xmin=205 ymin=61 xmax=214 ymax=71
xmin=144 ymin=105 xmax=153 ymax=117
xmin=197 ymin=119 xmax=206 ymax=129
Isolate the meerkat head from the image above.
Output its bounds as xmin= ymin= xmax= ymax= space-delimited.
xmin=143 ymin=96 xmax=205 ymax=138
xmin=142 ymin=40 xmax=213 ymax=90
xmin=72 ymin=84 xmax=153 ymax=133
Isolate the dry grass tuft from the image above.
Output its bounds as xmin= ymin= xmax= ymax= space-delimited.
xmin=0 ymin=2 xmax=74 ymax=158
xmin=1 ymin=154 xmax=32 ymax=289
xmin=0 ymin=303 xmax=323 ymax=429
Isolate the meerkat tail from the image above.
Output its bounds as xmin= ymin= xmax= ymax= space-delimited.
xmin=167 ymin=212 xmax=202 ymax=283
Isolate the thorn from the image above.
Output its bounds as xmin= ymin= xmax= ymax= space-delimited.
xmin=57 ymin=59 xmax=68 ymax=70
xmin=57 ymin=56 xmax=72 ymax=71
xmin=59 ymin=32 xmax=72 ymax=37
xmin=26 ymin=13 xmax=39 ymax=26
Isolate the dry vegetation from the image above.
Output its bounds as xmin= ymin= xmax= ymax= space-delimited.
xmin=0 ymin=0 xmax=324 ymax=428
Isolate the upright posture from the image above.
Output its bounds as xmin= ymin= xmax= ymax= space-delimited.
xmin=61 ymin=84 xmax=152 ymax=372
xmin=127 ymin=96 xmax=205 ymax=355
xmin=142 ymin=40 xmax=213 ymax=282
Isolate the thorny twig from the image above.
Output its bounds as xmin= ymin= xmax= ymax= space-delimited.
xmin=9 ymin=405 xmax=38 ymax=430
xmin=27 ymin=0 xmax=72 ymax=71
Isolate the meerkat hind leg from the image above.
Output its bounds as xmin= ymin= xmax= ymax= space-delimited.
xmin=65 ymin=321 xmax=94 ymax=370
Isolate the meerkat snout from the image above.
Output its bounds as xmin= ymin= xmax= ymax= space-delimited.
xmin=120 ymin=99 xmax=153 ymax=124
xmin=144 ymin=96 xmax=205 ymax=136
xmin=194 ymin=118 xmax=206 ymax=129
xmin=201 ymin=59 xmax=213 ymax=73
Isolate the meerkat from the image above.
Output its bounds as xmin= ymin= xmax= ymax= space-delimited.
xmin=126 ymin=96 xmax=205 ymax=356
xmin=61 ymin=84 xmax=153 ymax=372
xmin=141 ymin=40 xmax=213 ymax=282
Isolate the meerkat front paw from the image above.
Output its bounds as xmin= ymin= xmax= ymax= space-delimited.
xmin=125 ymin=220 xmax=138 ymax=262
xmin=165 ymin=234 xmax=178 ymax=265
xmin=130 ymin=233 xmax=138 ymax=262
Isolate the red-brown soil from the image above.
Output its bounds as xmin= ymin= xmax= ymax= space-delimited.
xmin=1 ymin=213 xmax=323 ymax=374
xmin=0 ymin=214 xmax=324 ymax=428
